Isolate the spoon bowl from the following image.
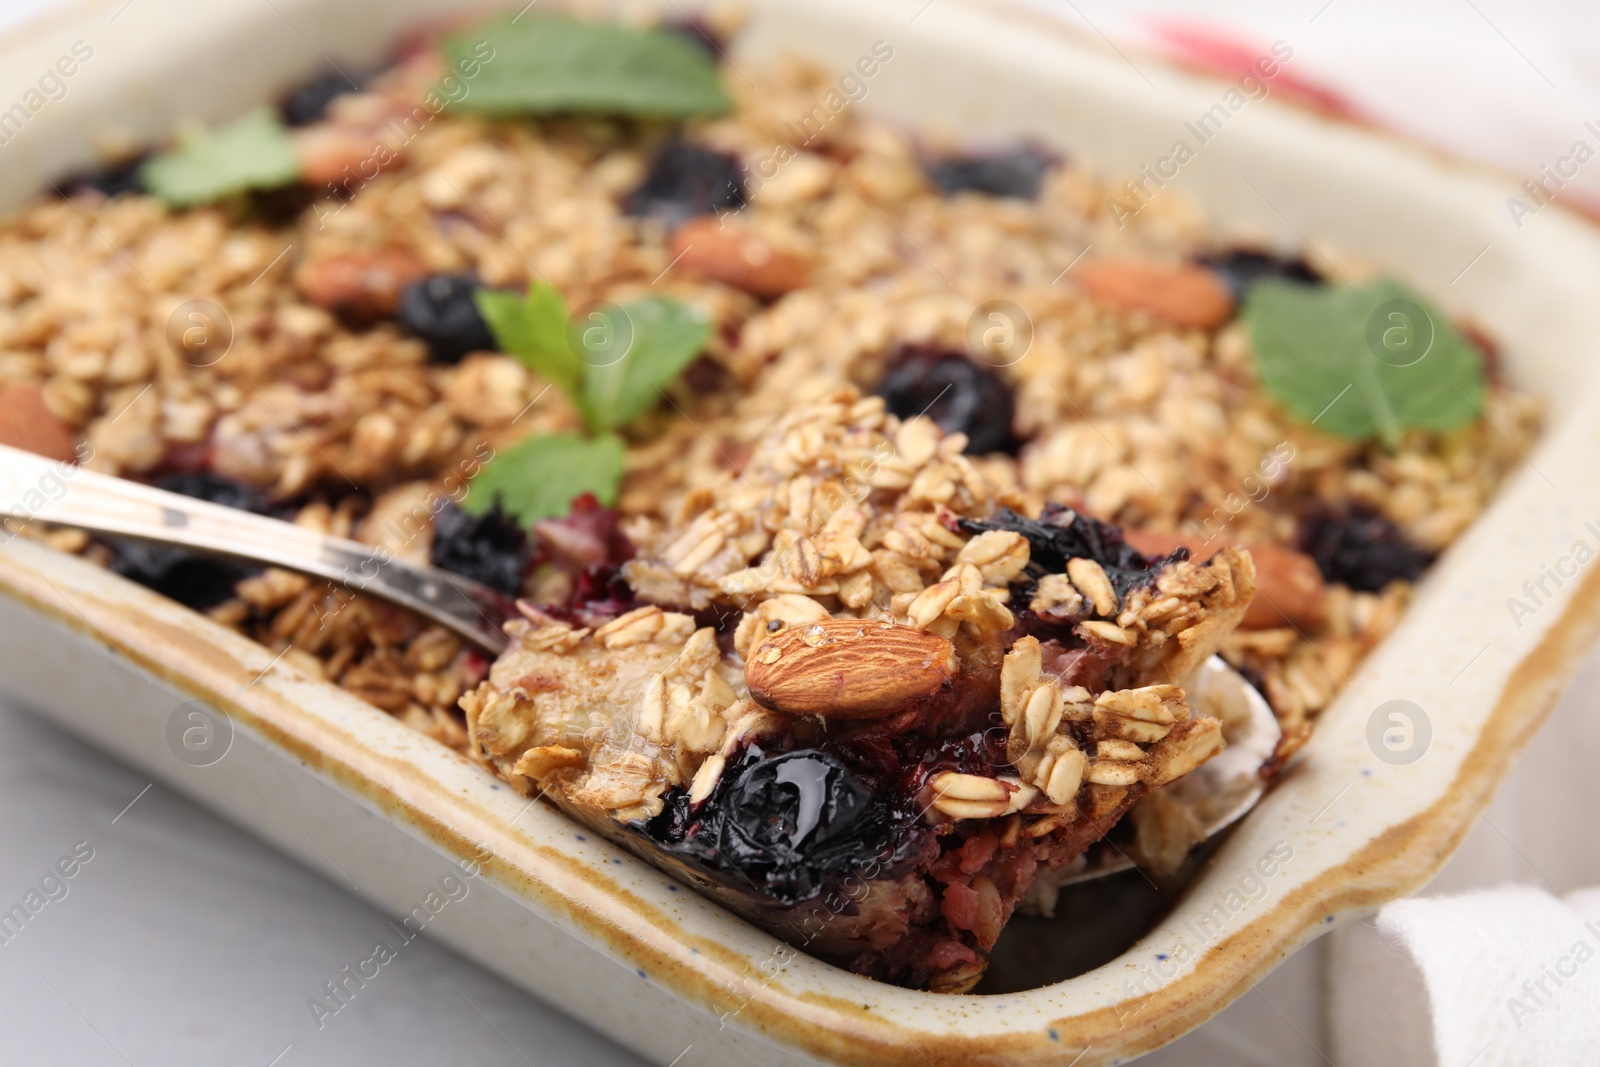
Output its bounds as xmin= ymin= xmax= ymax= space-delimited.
xmin=1049 ymin=655 xmax=1282 ymax=887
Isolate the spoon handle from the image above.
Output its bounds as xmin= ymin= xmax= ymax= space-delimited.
xmin=0 ymin=444 xmax=510 ymax=653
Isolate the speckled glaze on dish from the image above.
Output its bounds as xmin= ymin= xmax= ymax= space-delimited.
xmin=4 ymin=0 xmax=1600 ymax=1062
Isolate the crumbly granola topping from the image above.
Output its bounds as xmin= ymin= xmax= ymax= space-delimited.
xmin=623 ymin=390 xmax=1013 ymax=615
xmin=0 ymin=48 xmax=1538 ymax=754
xmin=0 ymin=23 xmax=1545 ymax=990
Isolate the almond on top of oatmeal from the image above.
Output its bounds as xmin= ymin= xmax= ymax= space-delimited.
xmin=295 ymin=247 xmax=430 ymax=320
xmin=668 ymin=217 xmax=810 ymax=299
xmin=3 ymin=7 xmax=1541 ymax=995
xmin=0 ymin=383 xmax=78 ymax=463
xmin=744 ymin=617 xmax=959 ymax=719
xmin=1075 ymin=259 xmax=1236 ymax=328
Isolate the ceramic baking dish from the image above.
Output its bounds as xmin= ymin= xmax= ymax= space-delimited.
xmin=4 ymin=0 xmax=1600 ymax=1062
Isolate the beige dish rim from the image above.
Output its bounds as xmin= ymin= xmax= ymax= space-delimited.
xmin=1 ymin=0 xmax=1598 ymax=1063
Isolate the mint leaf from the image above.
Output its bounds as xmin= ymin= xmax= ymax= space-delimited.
xmin=1244 ymin=279 xmax=1485 ymax=446
xmin=466 ymin=432 xmax=625 ymax=523
xmin=139 ymin=108 xmax=300 ymax=207
xmin=582 ymin=298 xmax=712 ymax=431
xmin=478 ymin=284 xmax=712 ymax=434
xmin=476 ymin=282 xmax=584 ymax=400
xmin=444 ymin=16 xmax=730 ymax=119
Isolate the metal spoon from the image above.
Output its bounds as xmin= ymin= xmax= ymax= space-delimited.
xmin=0 ymin=443 xmax=1280 ymax=879
xmin=0 ymin=443 xmax=512 ymax=653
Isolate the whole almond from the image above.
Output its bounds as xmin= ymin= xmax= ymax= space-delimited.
xmin=1076 ymin=261 xmax=1235 ymax=329
xmin=1124 ymin=528 xmax=1326 ymax=630
xmin=294 ymin=248 xmax=429 ymax=320
xmin=294 ymin=125 xmax=368 ymax=187
xmin=746 ymin=617 xmax=958 ymax=719
xmin=0 ymin=383 xmax=77 ymax=463
xmin=294 ymin=122 xmax=409 ymax=188
xmin=669 ymin=217 xmax=810 ymax=299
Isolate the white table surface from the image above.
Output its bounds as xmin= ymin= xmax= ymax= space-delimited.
xmin=2 ymin=1 xmax=1596 ymax=1063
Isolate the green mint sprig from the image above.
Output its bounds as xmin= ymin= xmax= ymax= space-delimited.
xmin=138 ymin=108 xmax=300 ymax=207
xmin=466 ymin=282 xmax=711 ymax=522
xmin=464 ymin=431 xmax=626 ymax=523
xmin=442 ymin=16 xmax=730 ymax=120
xmin=1243 ymin=278 xmax=1486 ymax=447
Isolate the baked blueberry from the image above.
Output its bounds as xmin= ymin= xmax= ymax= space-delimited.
xmin=108 ymin=472 xmax=268 ymax=609
xmin=623 ymin=141 xmax=745 ymax=227
xmin=395 ymin=274 xmax=497 ymax=364
xmin=280 ymin=69 xmax=362 ymax=127
xmin=663 ymin=16 xmax=727 ymax=57
xmin=56 ymin=156 xmax=147 ymax=199
xmin=925 ymin=145 xmax=1056 ymax=200
xmin=875 ymin=346 xmax=1015 ymax=455
xmin=157 ymin=470 xmax=269 ymax=514
xmin=643 ymin=746 xmax=893 ymax=906
xmin=430 ymin=500 xmax=531 ymax=596
xmin=718 ymin=749 xmax=890 ymax=900
xmin=1198 ymin=248 xmax=1322 ymax=301
xmin=1297 ymin=503 xmax=1432 ymax=592
xmin=960 ymin=504 xmax=1186 ymax=601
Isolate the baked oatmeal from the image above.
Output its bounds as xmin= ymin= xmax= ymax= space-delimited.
xmin=0 ymin=9 xmax=1541 ymax=990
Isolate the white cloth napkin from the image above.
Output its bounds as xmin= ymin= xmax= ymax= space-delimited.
xmin=1330 ymin=886 xmax=1600 ymax=1066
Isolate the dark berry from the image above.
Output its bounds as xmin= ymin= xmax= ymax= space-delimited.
xmin=680 ymin=354 xmax=729 ymax=395
xmin=641 ymin=746 xmax=894 ymax=906
xmin=1297 ymin=503 xmax=1432 ymax=593
xmin=56 ymin=156 xmax=147 ymax=199
xmin=529 ymin=565 xmax=640 ymax=630
xmin=875 ymin=346 xmax=1015 ymax=454
xmin=109 ymin=543 xmax=253 ymax=611
xmin=396 ymin=274 xmax=497 ymax=364
xmin=623 ymin=141 xmax=745 ymax=227
xmin=718 ymin=749 xmax=890 ymax=900
xmin=959 ymin=504 xmax=1186 ymax=601
xmin=429 ymin=500 xmax=531 ymax=597
xmin=108 ymin=472 xmax=269 ymax=610
xmin=156 ymin=470 xmax=270 ymax=513
xmin=924 ymin=145 xmax=1057 ymax=200
xmin=1197 ymin=248 xmax=1322 ymax=302
xmin=280 ymin=70 xmax=362 ymax=127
